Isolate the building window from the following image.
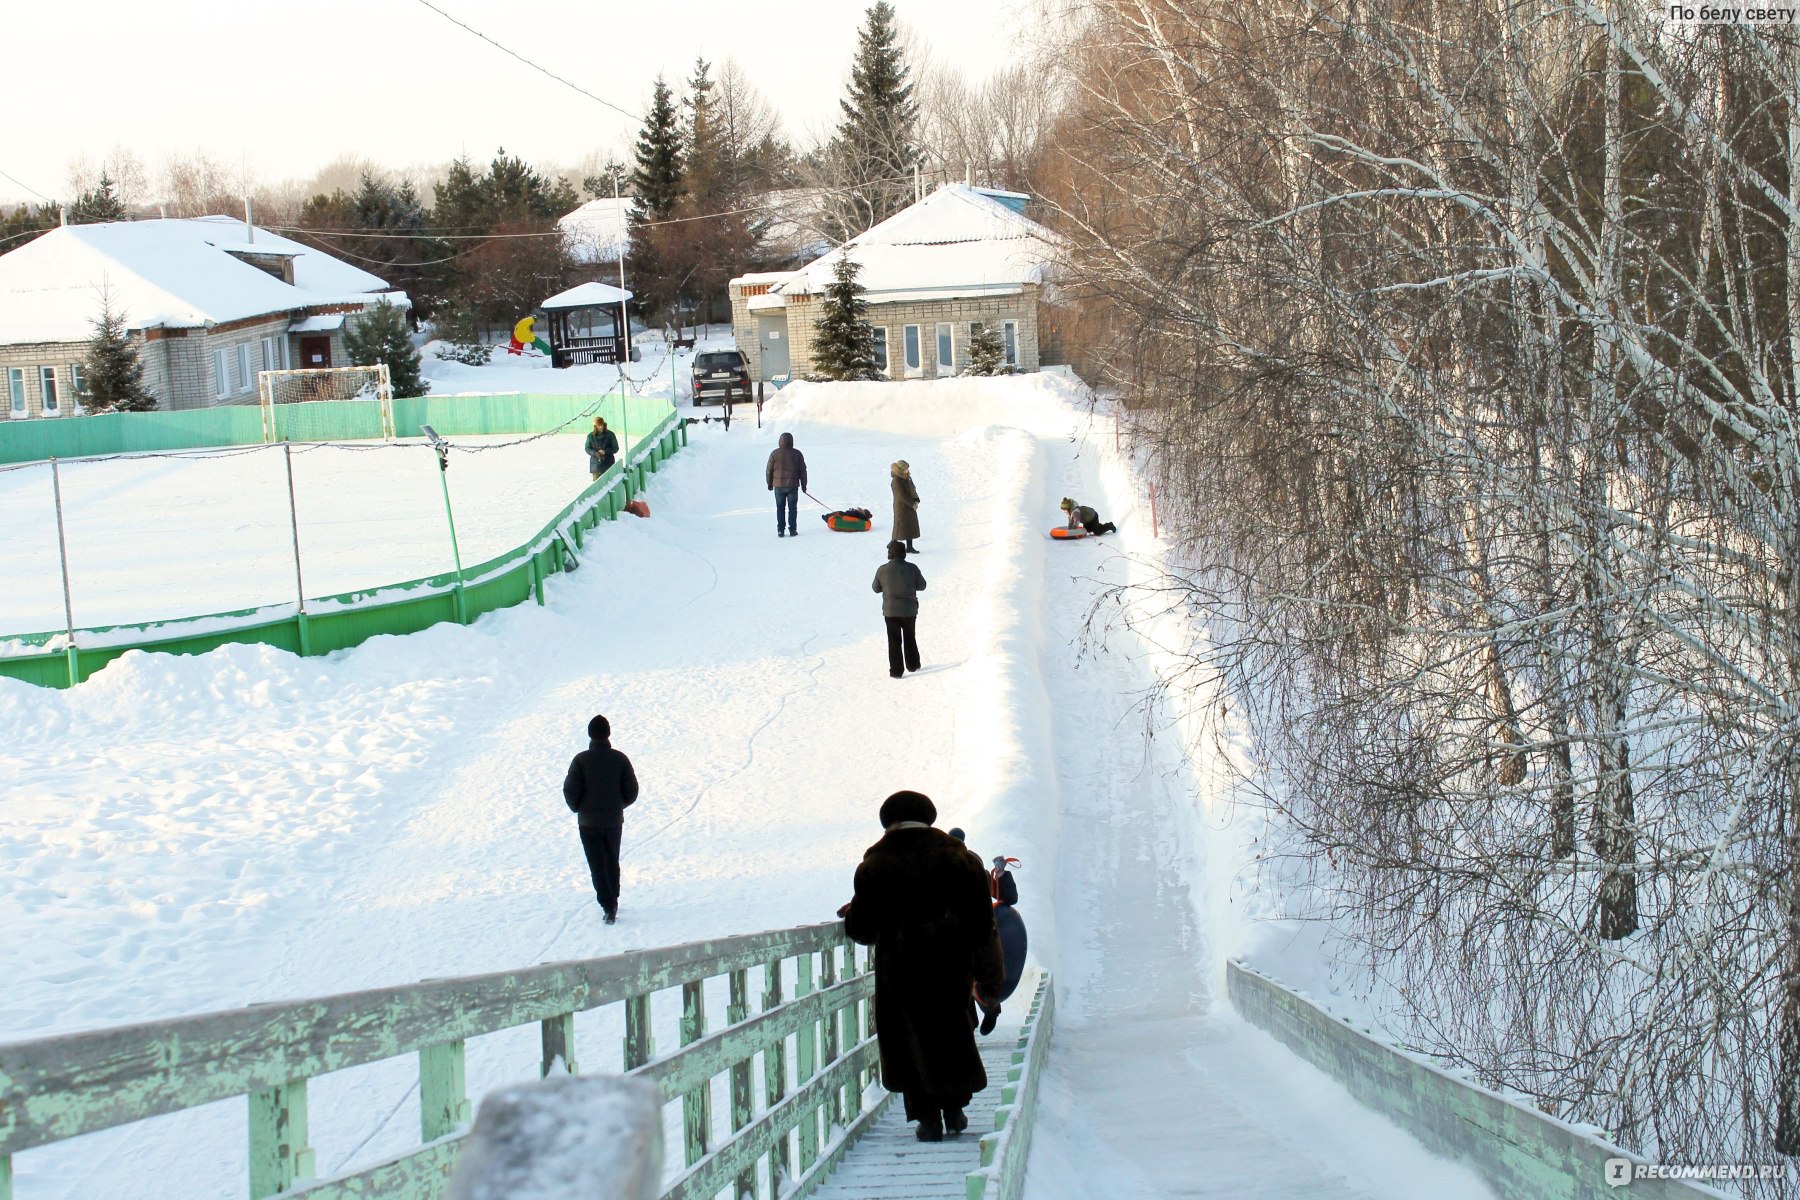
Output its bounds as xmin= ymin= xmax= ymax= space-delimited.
xmin=262 ymin=335 xmax=285 ymax=372
xmin=936 ymin=322 xmax=953 ymax=375
xmin=9 ymin=367 xmax=25 ymax=417
xmin=1002 ymin=320 xmax=1019 ymax=367
xmin=871 ymin=326 xmax=889 ymax=374
xmin=214 ymin=349 xmax=229 ymax=399
xmin=69 ymin=364 xmax=88 ymax=406
xmin=903 ymin=325 xmax=921 ymax=375
xmin=236 ymin=343 xmax=253 ymax=393
xmin=40 ymin=366 xmax=59 ymax=415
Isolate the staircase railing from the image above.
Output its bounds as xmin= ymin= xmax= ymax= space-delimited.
xmin=0 ymin=921 xmax=878 ymax=1200
xmin=965 ymin=974 xmax=1054 ymax=1200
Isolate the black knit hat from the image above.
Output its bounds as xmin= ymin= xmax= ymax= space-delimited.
xmin=588 ymin=714 xmax=610 ymax=739
xmin=879 ymin=790 xmax=937 ymax=828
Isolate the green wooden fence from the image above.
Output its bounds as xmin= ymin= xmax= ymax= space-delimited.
xmin=964 ymin=974 xmax=1054 ymax=1200
xmin=0 ymin=921 xmax=882 ymax=1200
xmin=0 ymin=396 xmax=689 ymax=689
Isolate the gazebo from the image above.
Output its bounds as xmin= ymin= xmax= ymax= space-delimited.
xmin=541 ymin=281 xmax=633 ymax=367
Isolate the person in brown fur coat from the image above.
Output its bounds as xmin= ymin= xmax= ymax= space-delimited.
xmin=842 ymin=790 xmax=1005 ymax=1141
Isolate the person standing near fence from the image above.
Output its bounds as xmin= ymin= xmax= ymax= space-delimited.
xmin=586 ymin=417 xmax=619 ymax=482
xmin=562 ymin=714 xmax=639 ymax=924
xmin=842 ymin=790 xmax=1005 ymax=1142
xmin=766 ymin=431 xmax=807 ymax=538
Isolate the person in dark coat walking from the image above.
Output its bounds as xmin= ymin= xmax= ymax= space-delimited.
xmin=843 ymin=791 xmax=1004 ymax=1142
xmin=562 ymin=714 xmax=640 ymax=924
xmin=585 ymin=417 xmax=619 ymax=482
xmin=1060 ymin=496 xmax=1116 ymax=535
xmin=891 ymin=460 xmax=920 ymax=553
xmin=873 ymin=539 xmax=926 ymax=678
xmin=766 ymin=431 xmax=807 ymax=537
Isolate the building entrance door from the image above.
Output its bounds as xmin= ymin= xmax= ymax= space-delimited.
xmin=757 ymin=315 xmax=789 ymax=378
xmin=299 ymin=336 xmax=332 ymax=368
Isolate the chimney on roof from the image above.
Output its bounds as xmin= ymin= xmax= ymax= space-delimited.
xmin=243 ymin=196 xmax=254 ymax=243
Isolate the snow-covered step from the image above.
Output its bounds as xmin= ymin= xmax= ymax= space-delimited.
xmin=811 ymin=1040 xmax=1015 ymax=1200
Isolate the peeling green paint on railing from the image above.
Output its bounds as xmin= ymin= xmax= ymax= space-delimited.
xmin=0 ymin=922 xmax=878 ymax=1200
xmin=965 ymin=973 xmax=1054 ymax=1200
xmin=1225 ymin=960 xmax=1735 ymax=1200
xmin=0 ymin=395 xmax=686 ymax=689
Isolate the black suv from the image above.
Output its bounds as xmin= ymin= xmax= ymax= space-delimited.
xmin=691 ymin=350 xmax=751 ymax=404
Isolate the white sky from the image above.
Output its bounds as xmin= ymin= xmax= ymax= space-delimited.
xmin=0 ymin=0 xmax=1038 ymax=207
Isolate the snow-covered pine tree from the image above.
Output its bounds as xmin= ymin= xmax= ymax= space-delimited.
xmin=967 ymin=324 xmax=1007 ymax=376
xmin=824 ymin=1 xmax=920 ymax=237
xmin=628 ymin=75 xmax=686 ymax=322
xmin=345 ymin=300 xmax=428 ymax=397
xmin=810 ymin=255 xmax=880 ymax=381
xmin=68 ymin=173 xmax=127 ymax=224
xmin=82 ymin=286 xmax=154 ymax=412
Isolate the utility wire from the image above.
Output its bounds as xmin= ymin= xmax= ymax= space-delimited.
xmin=0 ymin=167 xmax=54 ymax=203
xmin=412 ymin=0 xmax=638 ymax=124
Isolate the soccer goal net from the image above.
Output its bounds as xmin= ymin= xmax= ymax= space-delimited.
xmin=258 ymin=364 xmax=395 ymax=443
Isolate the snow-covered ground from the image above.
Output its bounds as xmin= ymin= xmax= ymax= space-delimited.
xmin=0 ymin=367 xmax=1490 ymax=1198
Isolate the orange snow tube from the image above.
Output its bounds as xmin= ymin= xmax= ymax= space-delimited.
xmin=1049 ymin=526 xmax=1089 ymax=540
xmin=822 ymin=510 xmax=873 ymax=532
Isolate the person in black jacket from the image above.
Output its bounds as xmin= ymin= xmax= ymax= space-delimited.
xmin=562 ymin=714 xmax=640 ymax=924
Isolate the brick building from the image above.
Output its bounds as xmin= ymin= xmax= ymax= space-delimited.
xmin=0 ymin=216 xmax=408 ymax=418
xmin=728 ymin=184 xmax=1059 ymax=383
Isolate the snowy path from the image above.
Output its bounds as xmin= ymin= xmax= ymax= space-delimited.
xmin=3 ymin=375 xmax=1486 ymax=1198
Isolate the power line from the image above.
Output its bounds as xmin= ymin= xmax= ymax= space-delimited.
xmin=0 ymin=167 xmax=54 ymax=204
xmin=413 ymin=0 xmax=639 ymax=125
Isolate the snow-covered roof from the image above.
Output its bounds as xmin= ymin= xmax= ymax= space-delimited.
xmin=0 ymin=217 xmax=395 ymax=345
xmin=559 ymin=197 xmax=628 ymax=265
xmin=541 ymin=280 xmax=632 ymax=309
xmin=774 ymin=184 xmax=1058 ymax=304
xmin=288 ymin=313 xmax=346 ymax=333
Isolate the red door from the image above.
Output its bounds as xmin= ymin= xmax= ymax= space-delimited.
xmin=300 ymin=337 xmax=331 ymax=368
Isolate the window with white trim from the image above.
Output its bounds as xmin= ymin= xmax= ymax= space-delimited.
xmin=871 ymin=326 xmax=889 ymax=374
xmin=214 ymin=349 xmax=229 ymax=400
xmin=40 ymin=366 xmax=59 ymax=415
xmin=236 ymin=343 xmax=252 ymax=393
xmin=9 ymin=367 xmax=25 ymax=417
xmin=69 ymin=364 xmax=88 ymax=403
xmin=262 ymin=335 xmax=284 ymax=372
xmin=903 ymin=325 xmax=921 ymax=375
xmin=1002 ymin=320 xmax=1019 ymax=368
xmin=936 ymin=322 xmax=953 ymax=375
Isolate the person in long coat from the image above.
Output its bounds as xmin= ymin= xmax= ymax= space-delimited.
xmin=891 ymin=460 xmax=920 ymax=552
xmin=844 ymin=790 xmax=1005 ymax=1142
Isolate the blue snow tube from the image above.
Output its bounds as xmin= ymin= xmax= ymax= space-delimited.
xmin=995 ymin=904 xmax=1028 ymax=1001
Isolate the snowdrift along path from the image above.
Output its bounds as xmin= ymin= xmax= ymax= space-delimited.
xmin=0 ymin=374 xmax=1487 ymax=1198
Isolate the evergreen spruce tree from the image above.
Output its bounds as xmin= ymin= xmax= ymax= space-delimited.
xmin=810 ymin=256 xmax=879 ymax=381
xmin=826 ymin=2 xmax=920 ymax=235
xmin=68 ymin=173 xmax=128 ymax=224
xmin=345 ymin=300 xmax=428 ymax=397
xmin=627 ymin=76 xmax=687 ymax=321
xmin=82 ymin=287 xmax=154 ymax=412
xmin=967 ymin=324 xmax=1008 ymax=376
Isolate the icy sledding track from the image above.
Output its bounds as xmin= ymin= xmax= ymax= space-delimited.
xmin=0 ymin=375 xmax=1488 ymax=1198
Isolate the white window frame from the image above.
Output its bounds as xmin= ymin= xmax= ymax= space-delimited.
xmin=8 ymin=367 xmax=25 ymax=418
xmin=935 ymin=322 xmax=954 ymax=376
xmin=262 ymin=335 xmax=285 ymax=372
xmin=1002 ymin=320 xmax=1019 ymax=368
xmin=871 ymin=326 xmax=889 ymax=375
xmin=902 ymin=324 xmax=922 ymax=376
xmin=39 ymin=366 xmax=59 ymax=415
xmin=69 ymin=363 xmax=88 ymax=410
xmin=236 ymin=343 xmax=252 ymax=393
xmin=214 ymin=349 xmax=229 ymax=400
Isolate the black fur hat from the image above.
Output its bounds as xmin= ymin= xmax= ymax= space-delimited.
xmin=587 ymin=714 xmax=611 ymax=740
xmin=879 ymin=790 xmax=937 ymax=828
